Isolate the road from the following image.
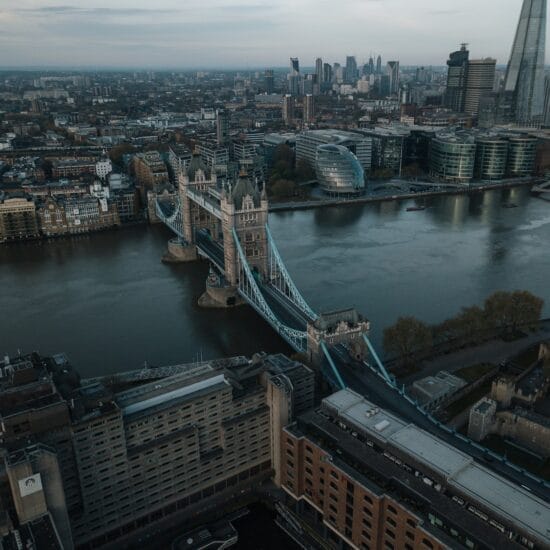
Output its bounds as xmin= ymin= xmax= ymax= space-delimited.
xmin=328 ymin=346 xmax=550 ymax=502
xmin=401 ymin=324 xmax=550 ymax=386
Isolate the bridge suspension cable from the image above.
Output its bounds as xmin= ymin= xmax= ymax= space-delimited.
xmin=265 ymin=224 xmax=318 ymax=321
xmin=232 ymin=228 xmax=308 ymax=353
xmin=155 ymin=196 xmax=185 ymax=240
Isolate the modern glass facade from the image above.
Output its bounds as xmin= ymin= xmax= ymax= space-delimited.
xmin=507 ymin=136 xmax=538 ymax=176
xmin=430 ymin=133 xmax=476 ymax=184
xmin=315 ymin=144 xmax=365 ymax=195
xmin=474 ymin=135 xmax=509 ymax=180
xmin=504 ymin=0 xmax=547 ymax=122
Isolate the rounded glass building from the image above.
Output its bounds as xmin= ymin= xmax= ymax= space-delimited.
xmin=506 ymin=136 xmax=537 ymax=177
xmin=474 ymin=134 xmax=509 ymax=181
xmin=315 ymin=144 xmax=365 ymax=195
xmin=429 ymin=132 xmax=476 ymax=184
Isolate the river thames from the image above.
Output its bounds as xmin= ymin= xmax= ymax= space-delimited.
xmin=1 ymin=187 xmax=549 ymax=377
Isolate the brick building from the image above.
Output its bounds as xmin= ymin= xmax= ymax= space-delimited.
xmin=279 ymin=389 xmax=550 ymax=550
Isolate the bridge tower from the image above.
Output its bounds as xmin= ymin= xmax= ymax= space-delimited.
xmin=166 ymin=152 xmax=219 ymax=262
xmin=221 ymin=170 xmax=269 ymax=286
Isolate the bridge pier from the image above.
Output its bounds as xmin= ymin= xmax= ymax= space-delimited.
xmin=162 ymin=238 xmax=198 ymax=263
xmin=198 ymin=268 xmax=244 ymax=308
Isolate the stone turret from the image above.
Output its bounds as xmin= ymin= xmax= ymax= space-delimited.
xmin=220 ymin=170 xmax=269 ymax=285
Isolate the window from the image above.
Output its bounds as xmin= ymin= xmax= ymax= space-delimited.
xmin=405 ymin=531 xmax=415 ymax=541
xmin=385 ymin=529 xmax=395 ymax=540
xmin=422 ymin=540 xmax=434 ymax=549
xmin=387 ymin=517 xmax=397 ymax=527
xmin=387 ymin=504 xmax=397 ymax=515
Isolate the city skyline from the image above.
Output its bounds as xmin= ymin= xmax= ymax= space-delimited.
xmin=1 ymin=0 xmax=550 ymax=68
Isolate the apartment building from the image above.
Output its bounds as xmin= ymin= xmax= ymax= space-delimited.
xmin=279 ymin=389 xmax=550 ymax=550
xmin=0 ymin=353 xmax=314 ymax=549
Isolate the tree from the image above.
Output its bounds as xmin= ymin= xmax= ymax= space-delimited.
xmin=484 ymin=290 xmax=544 ymax=333
xmin=269 ymin=179 xmax=298 ymax=199
xmin=295 ymin=159 xmax=316 ymax=182
xmin=109 ymin=143 xmax=136 ymax=167
xmin=383 ymin=316 xmax=433 ymax=365
xmin=272 ymin=143 xmax=294 ymax=166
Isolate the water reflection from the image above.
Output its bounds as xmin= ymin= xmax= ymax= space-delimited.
xmin=0 ymin=190 xmax=549 ymax=376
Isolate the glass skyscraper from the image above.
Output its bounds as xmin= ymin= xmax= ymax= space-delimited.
xmin=503 ymin=0 xmax=547 ymax=122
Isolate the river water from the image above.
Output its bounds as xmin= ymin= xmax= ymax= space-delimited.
xmin=1 ymin=187 xmax=549 ymax=377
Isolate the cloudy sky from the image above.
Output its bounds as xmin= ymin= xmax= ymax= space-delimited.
xmin=0 ymin=0 xmax=547 ymax=68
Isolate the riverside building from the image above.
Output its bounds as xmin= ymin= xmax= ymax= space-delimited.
xmin=0 ymin=352 xmax=314 ymax=549
xmin=279 ymin=389 xmax=550 ymax=550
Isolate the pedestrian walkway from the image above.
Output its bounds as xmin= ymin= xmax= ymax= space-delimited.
xmin=401 ymin=324 xmax=550 ymax=386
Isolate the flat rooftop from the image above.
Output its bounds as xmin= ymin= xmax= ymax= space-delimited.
xmin=121 ymin=374 xmax=228 ymax=419
xmin=322 ymin=389 xmax=550 ymax=545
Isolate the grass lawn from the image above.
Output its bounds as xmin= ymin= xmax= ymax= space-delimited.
xmin=455 ymin=363 xmax=495 ymax=383
xmin=445 ymin=379 xmax=493 ymax=419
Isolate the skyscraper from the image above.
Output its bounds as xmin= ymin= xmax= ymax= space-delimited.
xmin=282 ymin=95 xmax=295 ymax=124
xmin=304 ymin=94 xmax=315 ymax=124
xmin=376 ymin=55 xmax=382 ymax=74
xmin=345 ymin=56 xmax=358 ymax=83
xmin=503 ymin=0 xmax=547 ymax=122
xmin=445 ymin=44 xmax=469 ymax=112
xmin=264 ymin=69 xmax=274 ymax=94
xmin=386 ymin=61 xmax=400 ymax=95
xmin=315 ymin=57 xmax=323 ymax=84
xmin=464 ymin=58 xmax=497 ymax=115
xmin=323 ymin=63 xmax=333 ymax=85
xmin=216 ymin=110 xmax=229 ymax=146
xmin=368 ymin=56 xmax=375 ymax=75
xmin=288 ymin=57 xmax=301 ymax=96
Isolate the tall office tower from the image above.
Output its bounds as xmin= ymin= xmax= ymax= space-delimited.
xmin=503 ymin=0 xmax=547 ymax=122
xmin=376 ymin=54 xmax=382 ymax=74
xmin=315 ymin=57 xmax=324 ymax=84
xmin=386 ymin=61 xmax=400 ymax=95
xmin=265 ymin=69 xmax=274 ymax=94
xmin=445 ymin=44 xmax=469 ymax=112
xmin=345 ymin=56 xmax=358 ymax=83
xmin=303 ymin=74 xmax=314 ymax=95
xmin=368 ymin=56 xmax=375 ymax=75
xmin=323 ymin=63 xmax=333 ymax=85
xmin=216 ymin=110 xmax=229 ymax=146
xmin=304 ymin=94 xmax=315 ymax=123
xmin=464 ymin=58 xmax=497 ymax=115
xmin=544 ymin=75 xmax=550 ymax=125
xmin=333 ymin=63 xmax=343 ymax=83
xmin=283 ymin=94 xmax=295 ymax=124
xmin=290 ymin=57 xmax=300 ymax=75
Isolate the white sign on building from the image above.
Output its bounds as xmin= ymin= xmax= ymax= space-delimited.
xmin=18 ymin=473 xmax=43 ymax=497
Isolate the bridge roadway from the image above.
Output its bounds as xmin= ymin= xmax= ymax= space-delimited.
xmin=195 ymin=230 xmax=313 ymax=332
xmin=328 ymin=346 xmax=550 ymax=502
xmin=172 ymin=228 xmax=549 ymax=498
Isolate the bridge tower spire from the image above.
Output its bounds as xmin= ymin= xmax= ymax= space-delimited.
xmin=221 ymin=169 xmax=269 ymax=286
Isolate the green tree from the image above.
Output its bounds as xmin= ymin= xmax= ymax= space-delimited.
xmin=295 ymin=159 xmax=316 ymax=182
xmin=269 ymin=179 xmax=298 ymax=199
xmin=484 ymin=290 xmax=544 ymax=333
xmin=109 ymin=143 xmax=135 ymax=167
xmin=272 ymin=143 xmax=294 ymax=166
xmin=383 ymin=316 xmax=433 ymax=365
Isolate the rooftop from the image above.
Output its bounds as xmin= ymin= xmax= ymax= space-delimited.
xmin=321 ymin=389 xmax=550 ymax=545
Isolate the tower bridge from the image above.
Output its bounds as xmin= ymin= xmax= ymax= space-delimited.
xmin=153 ymin=154 xmax=550 ymax=497
xmin=155 ymin=153 xmax=383 ymax=388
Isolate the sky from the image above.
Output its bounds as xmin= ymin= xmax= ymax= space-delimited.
xmin=0 ymin=0 xmax=548 ymax=69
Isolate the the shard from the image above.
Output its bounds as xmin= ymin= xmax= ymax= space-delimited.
xmin=503 ymin=0 xmax=547 ymax=123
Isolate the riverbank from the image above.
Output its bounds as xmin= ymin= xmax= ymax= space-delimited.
xmin=269 ymin=177 xmax=540 ymax=212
